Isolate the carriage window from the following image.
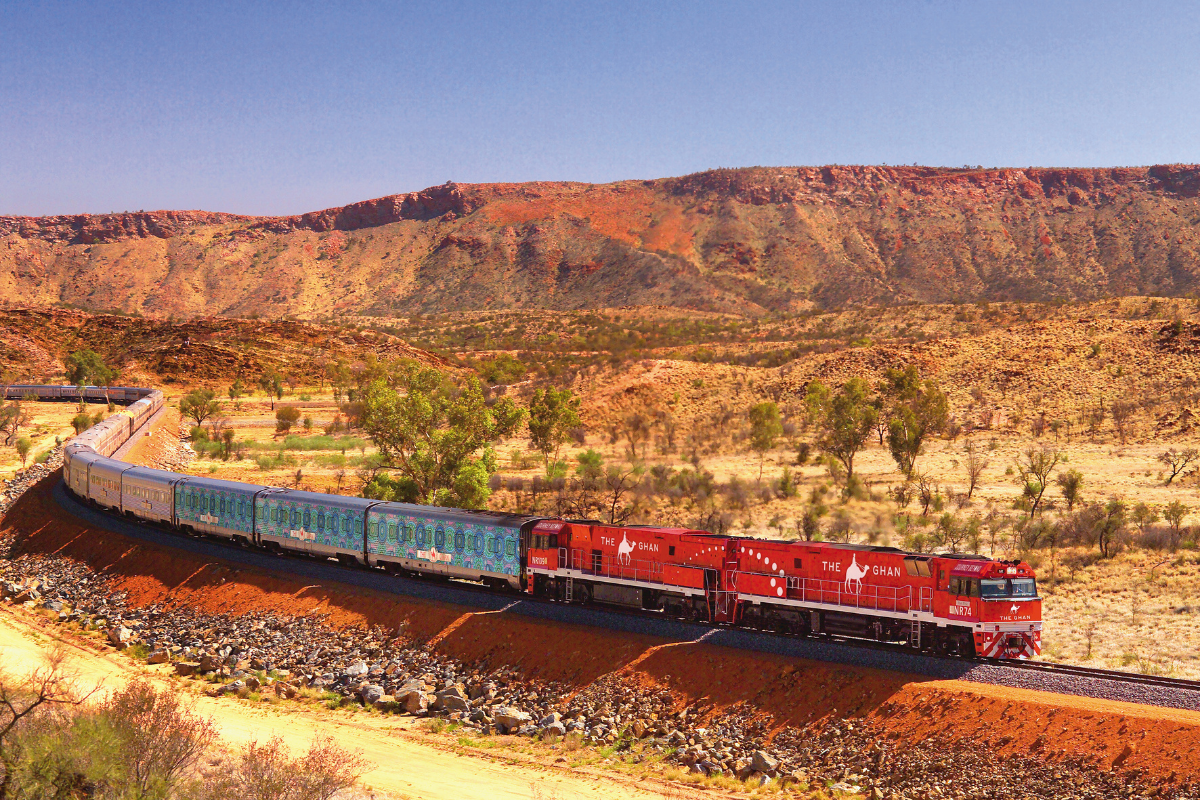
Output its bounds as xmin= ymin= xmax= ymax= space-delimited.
xmin=292 ymin=510 xmax=300 ymax=527
xmin=474 ymin=533 xmax=485 ymax=555
xmin=794 ymin=558 xmax=802 ymax=569
xmin=405 ymin=525 xmax=415 ymax=544
xmin=201 ymin=495 xmax=208 ymax=512
xmin=489 ymin=536 xmax=497 ymax=555
xmin=343 ymin=517 xmax=351 ymax=535
xmin=434 ymin=527 xmax=445 ymax=549
xmin=416 ymin=525 xmax=427 ymax=546
xmin=454 ymin=530 xmax=465 ymax=552
xmin=369 ymin=520 xmax=379 ymax=540
xmin=669 ymin=546 xmax=676 ymax=556
xmin=388 ymin=521 xmax=398 ymax=542
xmin=219 ymin=497 xmax=226 ymax=514
xmin=505 ymin=539 xmax=516 ymax=559
xmin=317 ymin=511 xmax=325 ymax=531
xmin=949 ymin=577 xmax=962 ymax=595
xmin=303 ymin=509 xmax=311 ymax=528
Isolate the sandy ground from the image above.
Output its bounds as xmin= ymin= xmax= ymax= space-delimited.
xmin=0 ymin=606 xmax=695 ymax=800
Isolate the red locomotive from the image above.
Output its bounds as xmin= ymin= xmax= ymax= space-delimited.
xmin=527 ymin=521 xmax=1041 ymax=659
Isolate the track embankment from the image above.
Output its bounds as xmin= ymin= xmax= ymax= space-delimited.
xmin=6 ymin=471 xmax=1200 ymax=793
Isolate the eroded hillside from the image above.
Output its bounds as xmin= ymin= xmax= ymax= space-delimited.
xmin=5 ymin=165 xmax=1200 ymax=318
xmin=0 ymin=307 xmax=444 ymax=386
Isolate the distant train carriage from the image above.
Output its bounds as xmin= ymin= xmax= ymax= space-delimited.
xmin=255 ymin=489 xmax=373 ymax=563
xmin=173 ymin=476 xmax=260 ymax=542
xmin=120 ymin=466 xmax=179 ymax=524
xmin=367 ymin=504 xmax=536 ymax=589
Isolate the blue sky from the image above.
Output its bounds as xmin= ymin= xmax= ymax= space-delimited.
xmin=2 ymin=1 xmax=1198 ymax=215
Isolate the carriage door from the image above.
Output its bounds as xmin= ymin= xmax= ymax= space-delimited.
xmin=591 ymin=549 xmax=603 ymax=575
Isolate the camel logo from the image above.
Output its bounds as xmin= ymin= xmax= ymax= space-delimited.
xmin=617 ymin=533 xmax=635 ymax=566
xmin=845 ymin=555 xmax=868 ymax=594
xmin=1010 ymin=603 xmax=1020 ymax=615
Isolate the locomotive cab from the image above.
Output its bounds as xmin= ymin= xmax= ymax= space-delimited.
xmin=953 ymin=560 xmax=1042 ymax=658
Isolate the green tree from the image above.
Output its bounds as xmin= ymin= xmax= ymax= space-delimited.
xmin=528 ymin=387 xmax=581 ymax=471
xmin=361 ymin=361 xmax=525 ymax=507
xmin=275 ymin=406 xmax=301 ymax=433
xmin=804 ymin=378 xmax=878 ymax=486
xmin=258 ymin=371 xmax=283 ymax=411
xmin=1096 ymin=497 xmax=1127 ymax=559
xmin=0 ymin=402 xmax=28 ymax=446
xmin=1016 ymin=444 xmax=1061 ymax=517
xmin=884 ymin=369 xmax=949 ymax=477
xmin=228 ymin=378 xmax=246 ymax=407
xmin=179 ymin=389 xmax=222 ymax=428
xmin=748 ymin=401 xmax=783 ymax=480
xmin=63 ymin=349 xmax=116 ymax=390
xmin=1163 ymin=500 xmax=1189 ymax=551
xmin=575 ymin=448 xmax=605 ymax=480
xmin=14 ymin=437 xmax=30 ymax=467
xmin=1056 ymin=468 xmax=1084 ymax=511
xmin=70 ymin=413 xmax=91 ymax=434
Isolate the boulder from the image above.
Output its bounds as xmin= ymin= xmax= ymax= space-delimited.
xmin=751 ymin=750 xmax=779 ymax=775
xmin=404 ymin=692 xmax=430 ymax=715
xmin=540 ymin=712 xmax=562 ymax=727
xmin=342 ymin=660 xmax=369 ymax=678
xmin=372 ymin=696 xmax=395 ymax=711
xmin=107 ymin=626 xmax=133 ymax=647
xmin=433 ymin=686 xmax=469 ymax=712
xmin=543 ymin=721 xmax=567 ymax=737
xmin=360 ymin=684 xmax=385 ymax=704
xmin=198 ymin=654 xmax=221 ymax=673
xmin=274 ymin=682 xmax=298 ymax=700
xmin=174 ymin=662 xmax=200 ymax=677
xmin=42 ymin=599 xmax=63 ymax=613
xmin=245 ymin=675 xmax=261 ymax=691
xmin=494 ymin=707 xmax=532 ymax=732
xmin=146 ymin=649 xmax=170 ymax=665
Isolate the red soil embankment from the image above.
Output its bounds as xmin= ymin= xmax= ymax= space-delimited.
xmin=6 ymin=471 xmax=1200 ymax=787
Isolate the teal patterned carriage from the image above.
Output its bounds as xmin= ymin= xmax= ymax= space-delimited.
xmin=365 ymin=503 xmax=530 ymax=580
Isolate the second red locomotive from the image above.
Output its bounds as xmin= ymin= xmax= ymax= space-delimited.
xmin=527 ymin=520 xmax=1041 ymax=659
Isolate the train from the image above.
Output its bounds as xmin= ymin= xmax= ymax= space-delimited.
xmin=10 ymin=384 xmax=1042 ymax=660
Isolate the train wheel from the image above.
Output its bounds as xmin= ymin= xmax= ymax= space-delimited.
xmin=573 ymin=583 xmax=592 ymax=605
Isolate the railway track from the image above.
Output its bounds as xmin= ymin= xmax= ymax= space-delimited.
xmin=987 ymin=657 xmax=1200 ymax=693
xmin=42 ymin=477 xmax=1200 ymax=713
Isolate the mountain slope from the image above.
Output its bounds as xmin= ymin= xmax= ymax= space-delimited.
xmin=4 ymin=165 xmax=1200 ymax=318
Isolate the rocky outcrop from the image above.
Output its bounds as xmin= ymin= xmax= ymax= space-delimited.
xmin=6 ymin=163 xmax=1200 ymax=316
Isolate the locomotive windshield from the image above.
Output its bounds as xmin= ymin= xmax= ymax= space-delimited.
xmin=981 ymin=577 xmax=1038 ymax=598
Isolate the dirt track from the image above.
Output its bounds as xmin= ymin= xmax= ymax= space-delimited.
xmin=0 ymin=607 xmax=688 ymax=800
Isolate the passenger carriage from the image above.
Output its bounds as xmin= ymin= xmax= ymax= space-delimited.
xmin=255 ymin=489 xmax=372 ymax=564
xmin=366 ymin=504 xmax=536 ymax=590
xmin=120 ymin=466 xmax=180 ymax=524
xmin=173 ymin=476 xmax=261 ymax=543
xmin=87 ymin=457 xmax=132 ymax=510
